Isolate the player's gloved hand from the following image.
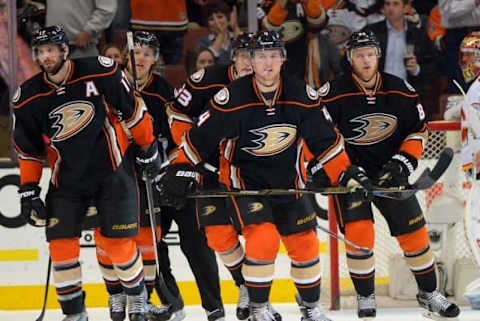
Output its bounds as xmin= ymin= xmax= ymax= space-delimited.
xmin=377 ymin=153 xmax=417 ymax=188
xmin=156 ymin=163 xmax=198 ymax=209
xmin=307 ymin=161 xmax=332 ymax=189
xmin=136 ymin=141 xmax=162 ymax=179
xmin=339 ymin=165 xmax=374 ymax=203
xmin=18 ymin=183 xmax=47 ymax=227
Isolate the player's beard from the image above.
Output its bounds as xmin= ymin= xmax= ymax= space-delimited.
xmin=352 ymin=62 xmax=378 ymax=84
xmin=40 ymin=56 xmax=65 ymax=76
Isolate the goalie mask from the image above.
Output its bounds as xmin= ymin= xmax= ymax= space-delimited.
xmin=459 ymin=32 xmax=480 ymax=83
xmin=346 ymin=30 xmax=381 ymax=64
xmin=133 ymin=31 xmax=160 ymax=62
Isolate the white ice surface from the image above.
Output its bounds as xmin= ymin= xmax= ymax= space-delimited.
xmin=1 ymin=304 xmax=479 ymax=321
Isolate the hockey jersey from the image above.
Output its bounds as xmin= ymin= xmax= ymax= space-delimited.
xmin=174 ymin=74 xmax=350 ymax=190
xmin=320 ymin=72 xmax=428 ymax=177
xmin=132 ymin=71 xmax=177 ymax=164
xmin=12 ymin=56 xmax=154 ymax=190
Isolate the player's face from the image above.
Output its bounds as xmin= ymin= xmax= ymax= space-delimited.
xmin=132 ymin=46 xmax=156 ymax=79
xmin=252 ymin=49 xmax=283 ymax=86
xmin=350 ymin=47 xmax=379 ymax=81
xmin=104 ymin=46 xmax=123 ymax=64
xmin=233 ymin=49 xmax=252 ymax=77
xmin=35 ymin=44 xmax=64 ymax=74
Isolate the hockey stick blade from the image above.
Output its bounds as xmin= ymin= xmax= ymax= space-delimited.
xmin=368 ymin=147 xmax=454 ymax=200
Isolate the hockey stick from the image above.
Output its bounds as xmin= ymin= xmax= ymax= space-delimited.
xmin=188 ymin=148 xmax=454 ymax=199
xmin=126 ymin=31 xmax=182 ymax=309
xmin=316 ymin=223 xmax=372 ymax=255
xmin=35 ymin=257 xmax=51 ymax=321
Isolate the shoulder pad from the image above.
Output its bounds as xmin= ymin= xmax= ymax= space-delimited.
xmin=317 ymin=82 xmax=330 ymax=97
xmin=213 ymin=87 xmax=230 ymax=105
xmin=306 ymin=84 xmax=318 ymax=100
xmin=404 ymin=80 xmax=416 ymax=93
xmin=98 ymin=56 xmax=115 ymax=68
xmin=12 ymin=74 xmax=45 ymax=106
xmin=190 ymin=68 xmax=206 ymax=83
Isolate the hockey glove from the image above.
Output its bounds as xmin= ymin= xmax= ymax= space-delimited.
xmin=377 ymin=153 xmax=417 ymax=188
xmin=136 ymin=141 xmax=162 ymax=179
xmin=18 ymin=183 xmax=47 ymax=227
xmin=156 ymin=163 xmax=198 ymax=209
xmin=339 ymin=165 xmax=374 ymax=204
xmin=307 ymin=161 xmax=332 ymax=189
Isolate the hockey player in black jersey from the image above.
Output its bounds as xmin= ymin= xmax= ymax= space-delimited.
xmin=13 ymin=26 xmax=161 ymax=321
xmin=318 ymin=30 xmax=460 ymax=320
xmin=92 ymin=31 xmax=182 ymax=321
xmin=169 ymin=32 xmax=283 ymax=321
xmin=158 ymin=31 xmax=372 ymax=321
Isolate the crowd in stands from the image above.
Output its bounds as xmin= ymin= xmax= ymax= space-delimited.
xmin=1 ymin=0 xmax=480 ymax=132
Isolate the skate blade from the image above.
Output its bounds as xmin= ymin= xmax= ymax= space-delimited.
xmin=422 ymin=311 xmax=459 ymax=321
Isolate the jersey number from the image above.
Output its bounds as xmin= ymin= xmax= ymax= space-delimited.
xmin=417 ymin=104 xmax=425 ymax=121
xmin=176 ymin=87 xmax=192 ymax=107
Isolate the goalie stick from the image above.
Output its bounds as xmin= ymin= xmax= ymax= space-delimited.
xmin=126 ymin=31 xmax=182 ymax=310
xmin=188 ymin=147 xmax=454 ymax=199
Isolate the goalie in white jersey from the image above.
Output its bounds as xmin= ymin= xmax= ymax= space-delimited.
xmin=458 ymin=31 xmax=480 ymax=310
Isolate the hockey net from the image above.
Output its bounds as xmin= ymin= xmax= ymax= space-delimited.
xmin=320 ymin=121 xmax=474 ymax=309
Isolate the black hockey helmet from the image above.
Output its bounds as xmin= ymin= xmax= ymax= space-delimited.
xmin=31 ymin=25 xmax=68 ymax=52
xmin=346 ymin=30 xmax=381 ymax=63
xmin=133 ymin=31 xmax=160 ymax=61
xmin=231 ymin=32 xmax=254 ymax=59
xmin=251 ymin=30 xmax=286 ymax=58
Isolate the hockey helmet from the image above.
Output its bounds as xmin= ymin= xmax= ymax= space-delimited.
xmin=133 ymin=31 xmax=160 ymax=61
xmin=231 ymin=32 xmax=254 ymax=59
xmin=31 ymin=25 xmax=68 ymax=55
xmin=346 ymin=30 xmax=381 ymax=63
xmin=251 ymin=31 xmax=286 ymax=59
xmin=459 ymin=32 xmax=480 ymax=83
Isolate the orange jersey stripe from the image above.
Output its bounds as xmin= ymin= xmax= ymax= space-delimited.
xmin=18 ymin=159 xmax=43 ymax=185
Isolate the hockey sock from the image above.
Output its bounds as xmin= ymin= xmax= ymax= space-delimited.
xmin=282 ymin=230 xmax=321 ymax=302
xmin=242 ymin=222 xmax=280 ymax=303
xmin=218 ymin=241 xmax=246 ymax=286
xmin=49 ymin=238 xmax=85 ymax=314
xmin=345 ymin=220 xmax=375 ymax=297
xmin=135 ymin=227 xmax=160 ymax=298
xmin=397 ymin=227 xmax=437 ymax=292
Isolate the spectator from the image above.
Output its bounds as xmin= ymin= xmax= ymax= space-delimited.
xmin=258 ymin=0 xmax=327 ymax=83
xmin=310 ymin=32 xmax=343 ymax=86
xmin=105 ymin=0 xmax=130 ymax=51
xmin=101 ymin=43 xmax=124 ymax=65
xmin=439 ymin=0 xmax=480 ymax=93
xmin=195 ymin=1 xmax=241 ymax=66
xmin=46 ymin=0 xmax=116 ymax=58
xmin=364 ymin=0 xmax=439 ymax=95
xmin=186 ymin=47 xmax=215 ymax=75
xmin=130 ymin=0 xmax=188 ymax=65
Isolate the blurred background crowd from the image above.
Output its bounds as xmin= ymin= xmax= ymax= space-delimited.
xmin=1 ymin=0 xmax=479 ymax=158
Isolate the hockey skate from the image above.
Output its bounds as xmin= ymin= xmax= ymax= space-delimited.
xmin=109 ymin=292 xmax=126 ymax=321
xmin=416 ymin=290 xmax=460 ymax=320
xmin=206 ymin=307 xmax=225 ymax=321
xmin=127 ymin=289 xmax=147 ymax=321
xmin=237 ymin=284 xmax=250 ymax=320
xmin=168 ymin=307 xmax=186 ymax=321
xmin=357 ymin=294 xmax=376 ymax=320
xmin=267 ymin=302 xmax=282 ymax=321
xmin=295 ymin=294 xmax=332 ymax=321
xmin=249 ymin=302 xmax=276 ymax=321
xmin=146 ymin=301 xmax=171 ymax=321
xmin=62 ymin=310 xmax=88 ymax=321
